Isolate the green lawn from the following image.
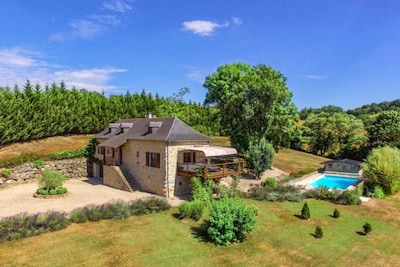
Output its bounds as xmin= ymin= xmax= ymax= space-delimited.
xmin=1 ymin=198 xmax=399 ymax=267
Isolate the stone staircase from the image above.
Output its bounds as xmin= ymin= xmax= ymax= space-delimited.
xmin=118 ymin=165 xmax=141 ymax=192
xmin=113 ymin=166 xmax=135 ymax=192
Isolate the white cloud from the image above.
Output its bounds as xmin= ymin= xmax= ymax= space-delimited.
xmin=301 ymin=74 xmax=327 ymax=80
xmin=182 ymin=20 xmax=229 ymax=36
xmin=69 ymin=19 xmax=106 ymax=39
xmin=103 ymin=0 xmax=133 ymax=13
xmin=0 ymin=47 xmax=127 ymax=92
xmin=0 ymin=48 xmax=39 ymax=67
xmin=49 ymin=2 xmax=131 ymax=42
xmin=232 ymin=17 xmax=242 ymax=25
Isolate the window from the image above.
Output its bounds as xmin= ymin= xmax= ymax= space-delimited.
xmin=146 ymin=152 xmax=160 ymax=168
xmin=328 ymin=163 xmax=332 ymax=168
xmin=183 ymin=152 xmax=196 ymax=163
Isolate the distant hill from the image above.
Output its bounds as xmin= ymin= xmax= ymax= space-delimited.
xmin=299 ymin=99 xmax=400 ymax=119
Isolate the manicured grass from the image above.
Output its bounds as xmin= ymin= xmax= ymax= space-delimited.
xmin=1 ymin=199 xmax=399 ymax=266
xmin=274 ymin=148 xmax=328 ymax=174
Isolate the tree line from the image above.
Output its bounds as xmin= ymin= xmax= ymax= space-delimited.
xmin=0 ymin=81 xmax=220 ymax=146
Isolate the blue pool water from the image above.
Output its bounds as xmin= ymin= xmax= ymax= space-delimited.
xmin=308 ymin=175 xmax=360 ymax=190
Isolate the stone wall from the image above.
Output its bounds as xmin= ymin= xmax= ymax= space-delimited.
xmin=0 ymin=158 xmax=88 ymax=185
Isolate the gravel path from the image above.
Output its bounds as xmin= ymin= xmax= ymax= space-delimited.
xmin=0 ymin=178 xmax=156 ymax=219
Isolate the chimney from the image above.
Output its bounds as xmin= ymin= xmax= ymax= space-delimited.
xmin=145 ymin=112 xmax=153 ymax=119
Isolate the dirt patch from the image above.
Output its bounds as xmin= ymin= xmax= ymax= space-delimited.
xmin=0 ymin=134 xmax=93 ymax=161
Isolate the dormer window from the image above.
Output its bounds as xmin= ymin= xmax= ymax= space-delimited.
xmin=148 ymin=121 xmax=162 ymax=133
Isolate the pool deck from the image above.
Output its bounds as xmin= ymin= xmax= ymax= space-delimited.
xmin=289 ymin=172 xmax=323 ymax=189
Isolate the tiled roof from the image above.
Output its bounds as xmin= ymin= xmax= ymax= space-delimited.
xmin=323 ymin=158 xmax=362 ymax=166
xmin=95 ymin=116 xmax=211 ymax=146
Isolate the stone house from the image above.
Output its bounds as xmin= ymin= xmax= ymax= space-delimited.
xmin=92 ymin=114 xmax=244 ymax=197
xmin=323 ymin=158 xmax=363 ymax=176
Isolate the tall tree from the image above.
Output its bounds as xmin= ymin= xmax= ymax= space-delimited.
xmin=367 ymin=110 xmax=400 ymax=149
xmin=203 ymin=63 xmax=298 ymax=153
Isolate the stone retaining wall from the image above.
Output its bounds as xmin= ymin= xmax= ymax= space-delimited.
xmin=0 ymin=158 xmax=88 ymax=185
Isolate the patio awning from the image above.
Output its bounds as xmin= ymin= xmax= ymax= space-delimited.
xmin=98 ymin=136 xmax=127 ymax=148
xmin=185 ymin=146 xmax=238 ymax=157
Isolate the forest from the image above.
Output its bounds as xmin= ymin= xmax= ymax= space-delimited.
xmin=0 ymin=81 xmax=220 ymax=146
xmin=0 ymin=80 xmax=399 ymax=161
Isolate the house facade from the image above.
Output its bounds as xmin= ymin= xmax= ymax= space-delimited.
xmin=323 ymin=158 xmax=363 ymax=176
xmin=92 ymin=114 xmax=244 ymax=197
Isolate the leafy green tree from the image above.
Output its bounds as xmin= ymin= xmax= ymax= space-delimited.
xmin=302 ymin=112 xmax=367 ymax=156
xmin=39 ymin=169 xmax=67 ymax=191
xmin=362 ymin=146 xmax=400 ymax=195
xmin=245 ymin=137 xmax=274 ymax=179
xmin=368 ymin=110 xmax=400 ymax=149
xmin=204 ymin=63 xmax=299 ymax=153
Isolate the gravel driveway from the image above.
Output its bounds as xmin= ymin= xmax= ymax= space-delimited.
xmin=0 ymin=178 xmax=158 ymax=219
xmin=0 ymin=168 xmax=285 ymax=219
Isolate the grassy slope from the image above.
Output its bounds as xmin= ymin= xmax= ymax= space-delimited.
xmin=0 ymin=135 xmax=93 ymax=161
xmin=1 ymin=199 xmax=399 ymax=266
xmin=274 ymin=148 xmax=328 ymax=174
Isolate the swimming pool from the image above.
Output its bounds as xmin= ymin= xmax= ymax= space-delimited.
xmin=308 ymin=175 xmax=360 ymax=190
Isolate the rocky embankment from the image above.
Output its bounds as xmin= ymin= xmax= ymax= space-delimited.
xmin=0 ymin=158 xmax=87 ymax=185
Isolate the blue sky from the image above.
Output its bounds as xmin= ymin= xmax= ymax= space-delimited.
xmin=0 ymin=0 xmax=399 ymax=110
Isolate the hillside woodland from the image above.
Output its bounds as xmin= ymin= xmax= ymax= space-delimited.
xmin=1 ymin=80 xmax=399 ymax=162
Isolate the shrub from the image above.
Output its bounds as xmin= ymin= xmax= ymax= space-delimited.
xmin=39 ymin=169 xmax=67 ymax=191
xmin=262 ymin=178 xmax=277 ymax=189
xmin=333 ymin=208 xmax=340 ymax=218
xmin=301 ymin=202 xmax=310 ymax=220
xmin=283 ymin=192 xmax=304 ymax=202
xmin=143 ymin=197 xmax=171 ymax=213
xmin=36 ymin=188 xmax=49 ymax=195
xmin=33 ymin=159 xmax=44 ymax=168
xmin=373 ymin=186 xmax=385 ymax=199
xmin=56 ymin=187 xmax=68 ymax=194
xmin=363 ymin=222 xmax=372 ymax=235
xmin=1 ymin=169 xmax=11 ymax=179
xmin=108 ymin=200 xmax=131 ymax=219
xmin=191 ymin=177 xmax=213 ymax=207
xmin=362 ymin=146 xmax=400 ymax=195
xmin=0 ymin=211 xmax=70 ymax=242
xmin=127 ymin=200 xmax=146 ymax=216
xmin=204 ymin=199 xmax=256 ymax=246
xmin=314 ymin=225 xmax=323 ymax=238
xmin=85 ymin=205 xmax=103 ymax=221
xmin=335 ymin=190 xmax=360 ymax=205
xmin=70 ymin=209 xmax=88 ymax=223
xmin=49 ymin=189 xmax=57 ymax=195
xmin=179 ymin=200 xmax=204 ymax=221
